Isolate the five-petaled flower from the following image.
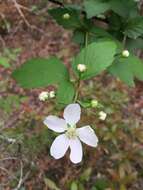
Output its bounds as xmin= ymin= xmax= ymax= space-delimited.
xmin=44 ymin=103 xmax=98 ymax=164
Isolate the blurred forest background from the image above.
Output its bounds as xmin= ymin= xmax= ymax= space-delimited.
xmin=0 ymin=0 xmax=143 ymax=190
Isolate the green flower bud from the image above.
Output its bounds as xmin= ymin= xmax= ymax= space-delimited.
xmin=62 ymin=13 xmax=70 ymax=20
xmin=91 ymin=100 xmax=98 ymax=108
xmin=122 ymin=50 xmax=129 ymax=58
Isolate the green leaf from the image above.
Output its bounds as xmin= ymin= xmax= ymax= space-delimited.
xmin=84 ymin=0 xmax=110 ymax=18
xmin=93 ymin=178 xmax=109 ymax=190
xmin=0 ymin=57 xmax=10 ymax=68
xmin=72 ymin=30 xmax=85 ymax=45
xmin=44 ymin=178 xmax=60 ymax=190
xmin=78 ymin=100 xmax=91 ymax=108
xmin=108 ymin=12 xmax=123 ymax=32
xmin=108 ymin=55 xmax=143 ymax=87
xmin=89 ymin=26 xmax=113 ymax=39
xmin=124 ymin=17 xmax=143 ymax=39
xmin=57 ymin=81 xmax=75 ymax=104
xmin=109 ymin=0 xmax=139 ymax=19
xmin=70 ymin=181 xmax=78 ymax=190
xmin=72 ymin=26 xmax=113 ymax=46
xmin=126 ymin=38 xmax=143 ymax=52
xmin=72 ymin=41 xmax=117 ymax=80
xmin=12 ymin=57 xmax=69 ymax=88
xmin=48 ymin=7 xmax=82 ymax=29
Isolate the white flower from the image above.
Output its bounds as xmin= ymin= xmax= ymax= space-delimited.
xmin=44 ymin=103 xmax=98 ymax=164
xmin=99 ymin=111 xmax=107 ymax=121
xmin=62 ymin=13 xmax=70 ymax=20
xmin=39 ymin=91 xmax=49 ymax=101
xmin=77 ymin=64 xmax=87 ymax=72
xmin=49 ymin=90 xmax=56 ymax=98
xmin=122 ymin=50 xmax=129 ymax=58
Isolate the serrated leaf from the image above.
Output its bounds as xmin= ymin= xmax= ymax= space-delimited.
xmin=108 ymin=55 xmax=143 ymax=87
xmin=12 ymin=57 xmax=69 ymax=88
xmin=108 ymin=12 xmax=123 ymax=32
xmin=89 ymin=26 xmax=113 ymax=39
xmin=57 ymin=81 xmax=75 ymax=104
xmin=109 ymin=0 xmax=139 ymax=18
xmin=84 ymin=0 xmax=110 ymax=18
xmin=72 ymin=41 xmax=117 ymax=80
xmin=124 ymin=17 xmax=143 ymax=39
xmin=48 ymin=7 xmax=82 ymax=29
xmin=126 ymin=38 xmax=143 ymax=52
xmin=72 ymin=26 xmax=113 ymax=46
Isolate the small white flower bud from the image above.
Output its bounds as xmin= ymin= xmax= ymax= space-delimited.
xmin=49 ymin=90 xmax=56 ymax=98
xmin=77 ymin=64 xmax=87 ymax=72
xmin=99 ymin=111 xmax=107 ymax=121
xmin=62 ymin=13 xmax=70 ymax=20
xmin=122 ymin=50 xmax=129 ymax=58
xmin=7 ymin=138 xmax=16 ymax=143
xmin=39 ymin=91 xmax=49 ymax=101
xmin=91 ymin=100 xmax=98 ymax=108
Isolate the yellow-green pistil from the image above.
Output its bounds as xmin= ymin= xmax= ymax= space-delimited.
xmin=66 ymin=126 xmax=77 ymax=139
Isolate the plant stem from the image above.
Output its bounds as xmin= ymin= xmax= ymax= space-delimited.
xmin=74 ymin=78 xmax=81 ymax=103
xmin=74 ymin=32 xmax=89 ymax=103
xmin=122 ymin=35 xmax=127 ymax=48
xmin=85 ymin=32 xmax=89 ymax=48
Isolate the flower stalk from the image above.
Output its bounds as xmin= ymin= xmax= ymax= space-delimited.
xmin=74 ymin=32 xmax=89 ymax=103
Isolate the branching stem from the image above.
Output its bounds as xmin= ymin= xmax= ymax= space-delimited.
xmin=74 ymin=78 xmax=81 ymax=103
xmin=74 ymin=32 xmax=89 ymax=103
xmin=122 ymin=35 xmax=127 ymax=48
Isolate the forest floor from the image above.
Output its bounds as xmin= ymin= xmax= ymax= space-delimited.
xmin=0 ymin=1 xmax=143 ymax=190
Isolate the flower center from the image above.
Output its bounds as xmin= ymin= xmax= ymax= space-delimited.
xmin=66 ymin=127 xmax=77 ymax=139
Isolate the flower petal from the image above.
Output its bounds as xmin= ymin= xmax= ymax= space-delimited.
xmin=63 ymin=104 xmax=81 ymax=125
xmin=77 ymin=126 xmax=98 ymax=147
xmin=69 ymin=137 xmax=83 ymax=164
xmin=50 ymin=134 xmax=70 ymax=159
xmin=44 ymin=116 xmax=67 ymax=132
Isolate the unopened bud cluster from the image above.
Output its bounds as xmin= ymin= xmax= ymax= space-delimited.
xmin=77 ymin=64 xmax=87 ymax=72
xmin=39 ymin=90 xmax=56 ymax=101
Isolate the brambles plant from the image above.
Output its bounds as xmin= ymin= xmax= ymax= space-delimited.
xmin=12 ymin=0 xmax=143 ymax=163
